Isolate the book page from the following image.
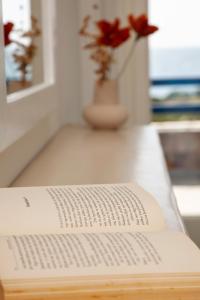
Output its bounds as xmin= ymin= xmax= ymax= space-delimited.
xmin=0 ymin=231 xmax=200 ymax=279
xmin=0 ymin=183 xmax=166 ymax=235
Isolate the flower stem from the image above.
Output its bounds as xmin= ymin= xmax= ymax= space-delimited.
xmin=116 ymin=36 xmax=138 ymax=80
xmin=108 ymin=48 xmax=114 ymax=79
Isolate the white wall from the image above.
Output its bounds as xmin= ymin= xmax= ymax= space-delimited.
xmin=56 ymin=0 xmax=81 ymax=125
xmin=0 ymin=112 xmax=60 ymax=186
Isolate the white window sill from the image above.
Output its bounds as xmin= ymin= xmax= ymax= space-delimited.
xmin=11 ymin=124 xmax=185 ymax=233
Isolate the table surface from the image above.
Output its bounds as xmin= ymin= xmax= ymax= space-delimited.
xmin=12 ymin=125 xmax=185 ymax=232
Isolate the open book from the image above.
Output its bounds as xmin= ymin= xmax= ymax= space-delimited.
xmin=0 ymin=183 xmax=200 ymax=300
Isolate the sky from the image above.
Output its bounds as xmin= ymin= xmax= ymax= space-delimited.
xmin=149 ymin=0 xmax=200 ymax=49
xmin=2 ymin=0 xmax=31 ymax=30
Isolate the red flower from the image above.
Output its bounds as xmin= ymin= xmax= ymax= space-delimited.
xmin=128 ymin=14 xmax=158 ymax=38
xmin=4 ymin=22 xmax=14 ymax=46
xmin=96 ymin=18 xmax=130 ymax=48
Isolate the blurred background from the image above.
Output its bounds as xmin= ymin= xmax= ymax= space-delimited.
xmin=1 ymin=0 xmax=200 ymax=246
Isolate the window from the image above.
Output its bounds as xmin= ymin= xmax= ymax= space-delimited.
xmin=149 ymin=0 xmax=200 ymax=121
xmin=0 ymin=0 xmax=57 ymax=151
xmin=3 ymin=0 xmax=44 ymax=95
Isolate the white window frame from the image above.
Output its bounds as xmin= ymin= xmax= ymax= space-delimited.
xmin=0 ymin=0 xmax=58 ymax=152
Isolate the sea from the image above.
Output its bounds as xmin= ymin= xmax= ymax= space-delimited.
xmin=149 ymin=47 xmax=200 ymax=100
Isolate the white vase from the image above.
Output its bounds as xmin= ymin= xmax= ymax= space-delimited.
xmin=83 ymin=80 xmax=128 ymax=130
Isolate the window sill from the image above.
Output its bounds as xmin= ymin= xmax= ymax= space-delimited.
xmin=11 ymin=124 xmax=185 ymax=233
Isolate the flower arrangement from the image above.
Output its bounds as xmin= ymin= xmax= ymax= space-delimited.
xmin=79 ymin=13 xmax=158 ymax=82
xmin=3 ymin=17 xmax=41 ymax=84
xmin=13 ymin=16 xmax=41 ymax=84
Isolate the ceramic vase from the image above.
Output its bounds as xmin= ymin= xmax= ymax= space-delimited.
xmin=83 ymin=80 xmax=128 ymax=130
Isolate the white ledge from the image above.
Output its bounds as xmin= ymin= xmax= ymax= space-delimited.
xmin=154 ymin=121 xmax=200 ymax=133
xmin=12 ymin=125 xmax=185 ymax=232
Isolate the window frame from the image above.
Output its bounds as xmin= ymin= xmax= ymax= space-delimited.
xmin=0 ymin=0 xmax=58 ymax=152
